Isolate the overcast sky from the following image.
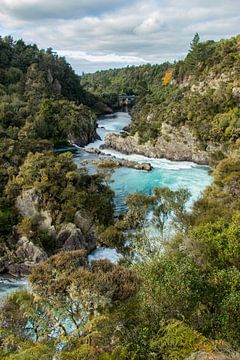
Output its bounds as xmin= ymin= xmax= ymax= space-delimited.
xmin=0 ymin=0 xmax=239 ymax=73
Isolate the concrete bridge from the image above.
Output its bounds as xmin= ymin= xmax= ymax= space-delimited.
xmin=118 ymin=95 xmax=136 ymax=106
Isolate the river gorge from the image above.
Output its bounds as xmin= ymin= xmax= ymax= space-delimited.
xmin=0 ymin=111 xmax=212 ymax=298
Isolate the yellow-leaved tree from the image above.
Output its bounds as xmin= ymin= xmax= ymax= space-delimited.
xmin=162 ymin=68 xmax=173 ymax=86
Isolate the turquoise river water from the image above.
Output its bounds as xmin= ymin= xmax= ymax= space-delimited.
xmin=0 ymin=112 xmax=211 ymax=297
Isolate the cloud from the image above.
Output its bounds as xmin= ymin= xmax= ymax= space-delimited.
xmin=0 ymin=0 xmax=131 ymax=20
xmin=57 ymin=50 xmax=147 ymax=64
xmin=0 ymin=0 xmax=239 ymax=72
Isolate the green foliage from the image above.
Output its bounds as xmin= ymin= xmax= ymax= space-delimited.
xmin=188 ymin=213 xmax=240 ymax=270
xmin=29 ymin=254 xmax=140 ymax=310
xmin=29 ymin=99 xmax=97 ymax=146
xmin=150 ymin=320 xmax=215 ymax=360
xmin=121 ymin=187 xmax=190 ymax=259
xmin=137 ymin=254 xmax=208 ymax=324
xmin=4 ymin=344 xmax=54 ymax=360
xmin=0 ymin=252 xmax=141 ymax=348
xmin=85 ymin=35 xmax=240 ymax=150
xmin=0 ymin=207 xmax=17 ymax=235
xmin=0 ymin=36 xmax=109 ymax=260
xmin=0 ymin=35 xmax=95 ymax=103
xmin=98 ymin=225 xmax=125 ymax=250
xmin=1 ymin=33 xmax=240 ymax=359
xmin=80 ymin=63 xmax=170 ymax=108
xmin=3 ymin=150 xmax=114 ymax=251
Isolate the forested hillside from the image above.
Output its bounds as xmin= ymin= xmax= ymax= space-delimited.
xmin=0 ymin=36 xmax=107 ymax=146
xmin=81 ymin=62 xmax=170 ymax=106
xmin=0 ymin=36 xmax=115 ymax=277
xmin=131 ymin=34 xmax=240 ymax=151
xmin=82 ymin=34 xmax=240 ymax=164
xmin=0 ymin=34 xmax=240 ymax=359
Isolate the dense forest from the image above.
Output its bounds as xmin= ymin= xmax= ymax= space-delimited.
xmin=80 ymin=62 xmax=170 ymax=107
xmin=0 ymin=35 xmax=115 ymax=275
xmin=0 ymin=34 xmax=240 ymax=359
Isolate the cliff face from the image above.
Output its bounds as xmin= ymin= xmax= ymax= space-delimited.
xmin=104 ymin=124 xmax=213 ymax=164
xmin=114 ymin=71 xmax=238 ymax=163
xmin=67 ymin=126 xmax=99 ymax=147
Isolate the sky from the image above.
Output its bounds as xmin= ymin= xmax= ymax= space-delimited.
xmin=0 ymin=0 xmax=239 ymax=74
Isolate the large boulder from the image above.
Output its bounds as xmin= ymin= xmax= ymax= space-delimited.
xmin=15 ymin=236 xmax=48 ymax=264
xmin=6 ymin=236 xmax=48 ymax=276
xmin=85 ymin=147 xmax=102 ymax=155
xmin=16 ymin=188 xmax=39 ymax=218
xmin=118 ymin=159 xmax=152 ymax=171
xmin=74 ymin=212 xmax=93 ymax=234
xmin=57 ymin=222 xmax=96 ymax=253
xmin=232 ymin=87 xmax=240 ymax=101
xmin=74 ymin=212 xmax=97 ymax=252
xmin=16 ymin=189 xmax=55 ymax=236
xmin=92 ymin=158 xmax=153 ymax=171
xmin=7 ymin=263 xmax=33 ymax=277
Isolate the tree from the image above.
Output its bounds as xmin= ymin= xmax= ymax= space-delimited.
xmin=27 ymin=252 xmax=140 ymax=338
xmin=162 ymin=68 xmax=173 ymax=86
xmin=190 ymin=33 xmax=200 ymax=50
xmin=122 ymin=187 xmax=190 ymax=259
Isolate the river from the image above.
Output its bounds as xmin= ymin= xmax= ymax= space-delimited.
xmin=0 ymin=111 xmax=211 ymax=297
xmin=74 ymin=112 xmax=211 ymax=212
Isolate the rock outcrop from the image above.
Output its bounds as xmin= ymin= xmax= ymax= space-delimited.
xmin=94 ymin=101 xmax=113 ymax=114
xmin=74 ymin=212 xmax=97 ymax=250
xmin=16 ymin=188 xmax=39 ymax=218
xmin=57 ymin=222 xmax=96 ymax=253
xmin=85 ymin=147 xmax=102 ymax=155
xmin=232 ymin=86 xmax=240 ymax=101
xmin=0 ymin=244 xmax=9 ymax=273
xmin=15 ymin=237 xmax=48 ymax=264
xmin=0 ymin=189 xmax=98 ymax=276
xmin=68 ymin=130 xmax=100 ymax=147
xmin=104 ymin=124 xmax=212 ymax=165
xmin=16 ymin=189 xmax=55 ymax=237
xmin=6 ymin=237 xmax=48 ymax=276
xmin=93 ymin=157 xmax=153 ymax=171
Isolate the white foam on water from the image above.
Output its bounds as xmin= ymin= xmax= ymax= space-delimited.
xmin=100 ymin=148 xmax=199 ymax=170
xmin=85 ymin=112 xmax=131 ymax=149
xmin=88 ymin=247 xmax=122 ymax=263
xmin=85 ymin=138 xmax=105 ymax=149
xmin=83 ymin=112 xmax=203 ymax=171
xmin=0 ymin=276 xmax=28 ymax=298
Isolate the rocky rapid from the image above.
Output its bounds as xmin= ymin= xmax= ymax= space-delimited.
xmin=75 ymin=112 xmax=211 ymax=213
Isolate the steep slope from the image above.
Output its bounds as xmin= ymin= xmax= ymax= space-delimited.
xmin=82 ymin=35 xmax=240 ymax=164
xmin=0 ymin=36 xmax=115 ymax=275
xmin=0 ymin=35 xmax=106 ymax=147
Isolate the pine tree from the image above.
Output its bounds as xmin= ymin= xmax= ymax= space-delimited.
xmin=190 ymin=33 xmax=200 ymax=50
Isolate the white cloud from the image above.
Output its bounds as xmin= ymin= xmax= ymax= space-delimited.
xmin=0 ymin=0 xmax=239 ymax=72
xmin=57 ymin=50 xmax=147 ymax=64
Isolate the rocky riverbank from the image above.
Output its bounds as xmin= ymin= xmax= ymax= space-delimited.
xmin=104 ymin=123 xmax=212 ymax=165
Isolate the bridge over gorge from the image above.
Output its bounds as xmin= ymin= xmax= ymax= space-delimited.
xmin=118 ymin=95 xmax=136 ymax=106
